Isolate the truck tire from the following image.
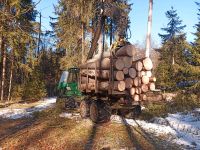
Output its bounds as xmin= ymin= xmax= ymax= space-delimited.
xmin=90 ymin=102 xmax=99 ymax=123
xmin=132 ymin=105 xmax=142 ymax=117
xmin=80 ymin=100 xmax=90 ymax=118
xmin=90 ymin=101 xmax=111 ymax=123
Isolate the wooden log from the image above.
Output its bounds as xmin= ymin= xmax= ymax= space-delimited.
xmin=81 ymin=70 xmax=124 ymax=81
xmin=130 ymin=87 xmax=136 ymax=96
xmin=133 ymin=77 xmax=141 ymax=87
xmin=149 ymin=77 xmax=156 ymax=82
xmin=115 ymin=44 xmax=136 ymax=57
xmin=146 ymin=71 xmax=152 ymax=77
xmin=143 ymin=57 xmax=153 ymax=70
xmin=80 ymin=81 xmax=125 ymax=91
xmin=123 ymin=67 xmax=129 ymax=75
xmin=114 ymin=71 xmax=124 ymax=81
xmin=81 ymin=77 xmax=95 ymax=84
xmin=114 ymin=58 xmax=124 ymax=70
xmin=141 ymin=84 xmax=149 ymax=93
xmin=133 ymin=94 xmax=140 ymax=101
xmin=140 ymin=94 xmax=147 ymax=101
xmin=129 ymin=68 xmax=137 ymax=78
xmin=135 ymin=87 xmax=142 ymax=94
xmin=125 ymin=78 xmax=133 ymax=89
xmin=122 ymin=56 xmax=132 ymax=68
xmin=141 ymin=71 xmax=146 ymax=76
xmin=81 ymin=69 xmax=110 ymax=79
xmin=149 ymin=82 xmax=155 ymax=91
xmin=81 ymin=58 xmax=110 ymax=69
xmin=137 ymin=71 xmax=142 ymax=77
xmin=142 ymin=76 xmax=150 ymax=84
xmin=114 ymin=81 xmax=126 ymax=91
xmin=135 ymin=61 xmax=143 ymax=71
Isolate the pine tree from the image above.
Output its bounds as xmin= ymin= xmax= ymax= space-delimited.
xmin=158 ymin=7 xmax=186 ymax=43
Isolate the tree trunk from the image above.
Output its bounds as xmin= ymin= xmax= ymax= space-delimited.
xmin=82 ymin=23 xmax=85 ymax=63
xmin=145 ymin=0 xmax=153 ymax=58
xmin=1 ymin=36 xmax=6 ymax=101
xmin=7 ymin=50 xmax=14 ymax=101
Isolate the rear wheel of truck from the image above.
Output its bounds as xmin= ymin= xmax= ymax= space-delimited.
xmin=90 ymin=102 xmax=99 ymax=123
xmin=80 ymin=100 xmax=90 ymax=118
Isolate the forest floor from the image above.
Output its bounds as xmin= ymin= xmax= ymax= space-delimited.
xmin=0 ymin=98 xmax=199 ymax=150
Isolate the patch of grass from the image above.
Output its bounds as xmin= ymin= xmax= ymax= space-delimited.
xmin=140 ymin=92 xmax=200 ymax=120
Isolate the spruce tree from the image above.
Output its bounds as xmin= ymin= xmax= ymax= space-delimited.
xmin=158 ymin=7 xmax=186 ymax=43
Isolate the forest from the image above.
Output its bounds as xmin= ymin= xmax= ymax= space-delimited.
xmin=0 ymin=0 xmax=200 ymax=149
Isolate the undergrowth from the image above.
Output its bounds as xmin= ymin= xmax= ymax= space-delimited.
xmin=140 ymin=92 xmax=200 ymax=120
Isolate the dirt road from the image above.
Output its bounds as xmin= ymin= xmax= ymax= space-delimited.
xmin=0 ymin=108 xmax=181 ymax=150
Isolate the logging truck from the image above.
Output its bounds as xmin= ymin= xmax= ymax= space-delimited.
xmin=78 ymin=44 xmax=156 ymax=123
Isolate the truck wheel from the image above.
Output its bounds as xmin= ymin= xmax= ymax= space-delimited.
xmin=90 ymin=102 xmax=99 ymax=123
xmin=80 ymin=100 xmax=90 ymax=118
xmin=98 ymin=102 xmax=111 ymax=123
xmin=65 ymin=97 xmax=77 ymax=109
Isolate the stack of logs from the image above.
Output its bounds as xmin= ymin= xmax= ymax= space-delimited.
xmin=80 ymin=44 xmax=156 ymax=102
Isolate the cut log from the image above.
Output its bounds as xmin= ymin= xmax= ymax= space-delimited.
xmin=122 ymin=56 xmax=132 ymax=68
xmin=141 ymin=84 xmax=149 ymax=93
xmin=80 ymin=81 xmax=125 ymax=91
xmin=146 ymin=71 xmax=152 ymax=77
xmin=129 ymin=68 xmax=137 ymax=78
xmin=123 ymin=67 xmax=129 ymax=75
xmin=135 ymin=61 xmax=143 ymax=71
xmin=81 ymin=70 xmax=124 ymax=81
xmin=130 ymin=87 xmax=136 ymax=96
xmin=149 ymin=77 xmax=156 ymax=82
xmin=133 ymin=94 xmax=140 ymax=101
xmin=137 ymin=71 xmax=142 ymax=77
xmin=114 ymin=81 xmax=126 ymax=91
xmin=142 ymin=76 xmax=150 ymax=84
xmin=113 ymin=58 xmax=124 ymax=70
xmin=135 ymin=87 xmax=142 ymax=94
xmin=141 ymin=71 xmax=146 ymax=76
xmin=143 ymin=57 xmax=153 ymax=70
xmin=125 ymin=78 xmax=133 ymax=89
xmin=140 ymin=94 xmax=147 ymax=101
xmin=81 ymin=58 xmax=110 ymax=69
xmin=115 ymin=44 xmax=136 ymax=57
xmin=114 ymin=71 xmax=124 ymax=81
xmin=81 ymin=69 xmax=110 ymax=79
xmin=133 ymin=77 xmax=141 ymax=87
xmin=149 ymin=82 xmax=155 ymax=91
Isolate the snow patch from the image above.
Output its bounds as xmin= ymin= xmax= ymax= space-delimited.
xmin=0 ymin=97 xmax=57 ymax=119
xmin=111 ymin=109 xmax=200 ymax=150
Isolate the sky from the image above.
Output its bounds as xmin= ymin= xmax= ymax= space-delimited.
xmin=34 ymin=0 xmax=199 ymax=46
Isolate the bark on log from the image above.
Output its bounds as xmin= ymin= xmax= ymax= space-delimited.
xmin=115 ymin=44 xmax=136 ymax=57
xmin=133 ymin=77 xmax=141 ymax=87
xmin=81 ymin=58 xmax=110 ymax=69
xmin=125 ymin=78 xmax=133 ymax=89
xmin=130 ymin=87 xmax=136 ymax=96
xmin=142 ymin=76 xmax=150 ymax=84
xmin=129 ymin=68 xmax=137 ymax=78
xmin=123 ymin=67 xmax=129 ymax=75
xmin=135 ymin=61 xmax=143 ymax=71
xmin=114 ymin=58 xmax=125 ymax=70
xmin=80 ymin=81 xmax=125 ymax=91
xmin=143 ymin=57 xmax=153 ymax=70
xmin=141 ymin=84 xmax=149 ymax=93
xmin=149 ymin=82 xmax=155 ymax=91
xmin=122 ymin=56 xmax=132 ymax=68
xmin=81 ymin=69 xmax=110 ymax=79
